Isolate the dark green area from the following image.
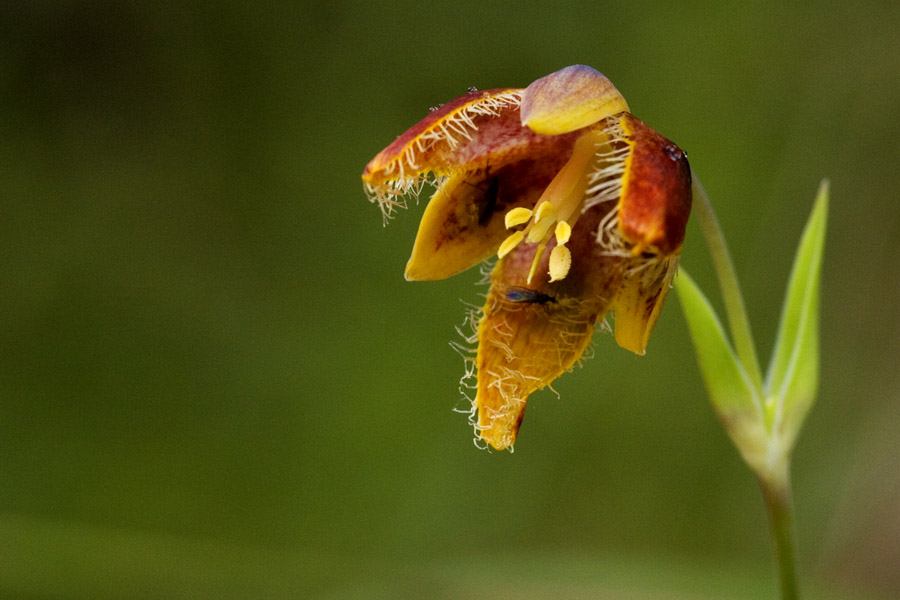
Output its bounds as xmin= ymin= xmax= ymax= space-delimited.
xmin=1 ymin=1 xmax=898 ymax=598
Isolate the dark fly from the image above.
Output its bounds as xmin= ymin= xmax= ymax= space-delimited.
xmin=505 ymin=287 xmax=557 ymax=305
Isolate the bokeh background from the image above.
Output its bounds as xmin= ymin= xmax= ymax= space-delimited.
xmin=2 ymin=1 xmax=899 ymax=598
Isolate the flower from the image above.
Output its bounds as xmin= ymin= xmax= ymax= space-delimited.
xmin=362 ymin=65 xmax=691 ymax=450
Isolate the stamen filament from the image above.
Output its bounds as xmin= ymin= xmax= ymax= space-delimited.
xmin=526 ymin=238 xmax=550 ymax=284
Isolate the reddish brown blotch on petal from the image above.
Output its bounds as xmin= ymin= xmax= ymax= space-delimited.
xmin=616 ymin=113 xmax=692 ymax=256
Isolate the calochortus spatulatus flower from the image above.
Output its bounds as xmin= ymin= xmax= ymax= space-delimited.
xmin=362 ymin=65 xmax=691 ymax=450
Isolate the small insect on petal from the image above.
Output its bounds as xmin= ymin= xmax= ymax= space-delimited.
xmin=505 ymin=286 xmax=557 ymax=304
xmin=521 ymin=65 xmax=629 ymax=135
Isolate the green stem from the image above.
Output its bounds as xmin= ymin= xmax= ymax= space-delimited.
xmin=690 ymin=175 xmax=764 ymax=392
xmin=759 ymin=465 xmax=799 ymax=600
xmin=690 ymin=174 xmax=800 ymax=599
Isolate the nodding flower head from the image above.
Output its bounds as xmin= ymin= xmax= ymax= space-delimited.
xmin=363 ymin=65 xmax=692 ymax=450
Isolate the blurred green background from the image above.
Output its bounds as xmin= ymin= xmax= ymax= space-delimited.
xmin=2 ymin=1 xmax=899 ymax=598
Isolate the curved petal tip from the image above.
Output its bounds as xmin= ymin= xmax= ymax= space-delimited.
xmin=521 ymin=65 xmax=629 ymax=135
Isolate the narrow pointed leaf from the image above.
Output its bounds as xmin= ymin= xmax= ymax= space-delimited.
xmin=765 ymin=180 xmax=829 ymax=447
xmin=677 ymin=268 xmax=763 ymax=416
xmin=677 ymin=268 xmax=768 ymax=470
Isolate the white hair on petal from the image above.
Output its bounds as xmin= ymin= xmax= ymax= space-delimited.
xmin=575 ymin=116 xmax=632 ymax=255
xmin=364 ymin=90 xmax=523 ymax=222
xmin=475 ymin=258 xmax=496 ymax=287
xmin=451 ymin=300 xmax=483 ymax=430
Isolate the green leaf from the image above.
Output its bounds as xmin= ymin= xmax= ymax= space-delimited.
xmin=764 ymin=180 xmax=829 ymax=449
xmin=676 ymin=269 xmax=767 ymax=468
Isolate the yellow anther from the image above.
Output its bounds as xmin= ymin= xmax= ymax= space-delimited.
xmin=504 ymin=207 xmax=533 ymax=229
xmin=533 ymin=200 xmax=556 ymax=222
xmin=548 ymin=245 xmax=572 ymax=282
xmin=498 ymin=230 xmax=525 ymax=259
xmin=526 ymin=203 xmax=559 ymax=244
xmin=555 ymin=221 xmax=572 ymax=245
xmin=502 ymin=128 xmax=605 ymax=284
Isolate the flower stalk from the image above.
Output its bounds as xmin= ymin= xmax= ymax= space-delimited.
xmin=691 ymin=177 xmax=764 ymax=391
xmin=759 ymin=463 xmax=798 ymax=600
xmin=678 ymin=178 xmax=829 ymax=600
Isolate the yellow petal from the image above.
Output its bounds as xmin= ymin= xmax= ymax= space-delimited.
xmin=614 ymin=256 xmax=679 ymax=355
xmin=405 ymin=155 xmax=569 ymax=281
xmin=474 ymin=208 xmax=627 ymax=450
xmin=475 ymin=286 xmax=607 ymax=450
xmin=520 ymin=65 xmax=629 ymax=135
xmin=405 ymin=172 xmax=503 ymax=281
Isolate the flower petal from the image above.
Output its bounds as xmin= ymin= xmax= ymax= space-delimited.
xmin=520 ymin=65 xmax=629 ymax=135
xmin=363 ymin=88 xmax=521 ymax=180
xmin=364 ymin=88 xmax=574 ymax=221
xmin=607 ymin=114 xmax=690 ymax=355
xmin=474 ymin=208 xmax=626 ymax=449
xmin=614 ymin=255 xmax=680 ymax=355
xmin=405 ymin=152 xmax=575 ymax=281
xmin=616 ymin=113 xmax=692 ymax=256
